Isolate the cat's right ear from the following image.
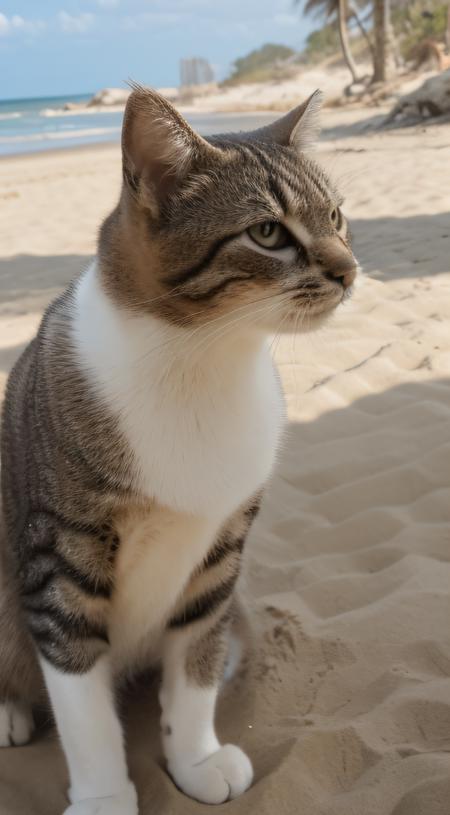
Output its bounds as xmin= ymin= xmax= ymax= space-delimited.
xmin=249 ymin=90 xmax=323 ymax=153
xmin=121 ymin=83 xmax=219 ymax=215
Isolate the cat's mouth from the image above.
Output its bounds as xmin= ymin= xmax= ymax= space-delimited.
xmin=292 ymin=278 xmax=353 ymax=307
xmin=289 ymin=256 xmax=357 ymax=308
xmin=282 ymin=275 xmax=354 ymax=329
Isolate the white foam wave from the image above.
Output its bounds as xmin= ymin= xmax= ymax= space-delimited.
xmin=0 ymin=112 xmax=22 ymax=121
xmin=0 ymin=126 xmax=121 ymax=145
xmin=40 ymin=108 xmax=63 ymax=117
xmin=40 ymin=106 xmax=124 ymax=117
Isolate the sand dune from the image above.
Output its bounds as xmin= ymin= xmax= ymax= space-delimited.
xmin=0 ymin=108 xmax=449 ymax=814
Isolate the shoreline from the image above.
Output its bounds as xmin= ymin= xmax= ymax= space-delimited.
xmin=0 ymin=138 xmax=121 ymax=163
xmin=0 ymin=65 xmax=440 ymax=161
xmin=0 ymin=61 xmax=367 ymax=160
xmin=0 ymin=108 xmax=283 ymax=161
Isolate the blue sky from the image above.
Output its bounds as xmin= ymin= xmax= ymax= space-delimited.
xmin=0 ymin=0 xmax=313 ymax=100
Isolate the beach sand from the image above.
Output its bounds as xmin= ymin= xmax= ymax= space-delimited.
xmin=0 ymin=106 xmax=449 ymax=814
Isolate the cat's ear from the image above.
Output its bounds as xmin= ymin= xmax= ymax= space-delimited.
xmin=251 ymin=89 xmax=323 ymax=152
xmin=122 ymin=83 xmax=219 ymax=212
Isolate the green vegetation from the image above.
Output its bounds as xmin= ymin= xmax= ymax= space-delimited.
xmin=303 ymin=23 xmax=341 ymax=62
xmin=222 ymin=43 xmax=297 ymax=86
xmin=392 ymin=1 xmax=449 ymax=60
xmin=221 ymin=1 xmax=450 ymax=88
xmin=298 ymin=0 xmax=369 ymax=83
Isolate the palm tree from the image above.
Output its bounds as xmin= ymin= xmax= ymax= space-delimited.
xmin=446 ymin=3 xmax=450 ymax=52
xmin=372 ymin=0 xmax=391 ymax=81
xmin=297 ymin=0 xmax=364 ymax=83
xmin=351 ymin=4 xmax=375 ymax=61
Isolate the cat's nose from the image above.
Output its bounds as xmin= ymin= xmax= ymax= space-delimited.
xmin=314 ymin=239 xmax=357 ymax=290
xmin=325 ymin=257 xmax=357 ymax=290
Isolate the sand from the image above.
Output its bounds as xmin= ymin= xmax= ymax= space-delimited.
xmin=178 ymin=65 xmax=362 ymax=113
xmin=0 ymin=106 xmax=449 ymax=814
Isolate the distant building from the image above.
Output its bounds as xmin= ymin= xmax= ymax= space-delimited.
xmin=180 ymin=57 xmax=214 ymax=87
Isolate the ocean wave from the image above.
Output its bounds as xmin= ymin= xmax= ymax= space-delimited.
xmin=40 ymin=106 xmax=124 ymax=117
xmin=40 ymin=108 xmax=65 ymax=117
xmin=0 ymin=112 xmax=22 ymax=121
xmin=0 ymin=126 xmax=121 ymax=145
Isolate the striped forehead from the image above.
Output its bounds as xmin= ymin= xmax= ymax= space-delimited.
xmin=250 ymin=142 xmax=336 ymax=246
xmin=169 ymin=136 xmax=337 ymax=242
xmin=229 ymin=139 xmax=333 ymax=214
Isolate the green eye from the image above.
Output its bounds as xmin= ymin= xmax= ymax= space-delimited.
xmin=330 ymin=207 xmax=343 ymax=230
xmin=247 ymin=221 xmax=290 ymax=250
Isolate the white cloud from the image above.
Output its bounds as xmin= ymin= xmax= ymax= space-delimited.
xmin=96 ymin=0 xmax=120 ymax=7
xmin=11 ymin=15 xmax=25 ymax=29
xmin=0 ymin=12 xmax=46 ymax=36
xmin=58 ymin=11 xmax=95 ymax=33
xmin=0 ymin=13 xmax=10 ymax=35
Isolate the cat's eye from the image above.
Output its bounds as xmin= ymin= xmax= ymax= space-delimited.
xmin=330 ymin=207 xmax=343 ymax=230
xmin=247 ymin=221 xmax=290 ymax=250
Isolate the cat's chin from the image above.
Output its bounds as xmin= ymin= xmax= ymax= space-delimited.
xmin=266 ymin=297 xmax=344 ymax=336
xmin=290 ymin=310 xmax=336 ymax=334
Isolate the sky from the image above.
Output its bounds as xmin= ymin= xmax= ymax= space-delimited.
xmin=0 ymin=0 xmax=314 ymax=100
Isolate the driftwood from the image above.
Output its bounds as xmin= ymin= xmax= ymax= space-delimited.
xmin=385 ymin=68 xmax=450 ymax=124
xmin=412 ymin=39 xmax=450 ymax=72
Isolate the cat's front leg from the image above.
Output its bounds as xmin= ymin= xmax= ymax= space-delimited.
xmin=160 ymin=612 xmax=253 ymax=804
xmin=41 ymin=655 xmax=138 ymax=815
xmin=159 ymin=498 xmax=260 ymax=804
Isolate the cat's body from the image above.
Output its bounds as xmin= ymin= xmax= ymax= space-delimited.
xmin=75 ymin=260 xmax=282 ymax=674
xmin=0 ymin=86 xmax=357 ymax=814
xmin=2 ymin=264 xmax=278 ymax=676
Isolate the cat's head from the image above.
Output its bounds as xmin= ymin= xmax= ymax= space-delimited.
xmin=101 ymin=84 xmax=357 ymax=335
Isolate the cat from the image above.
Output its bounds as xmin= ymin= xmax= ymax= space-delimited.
xmin=0 ymin=84 xmax=357 ymax=815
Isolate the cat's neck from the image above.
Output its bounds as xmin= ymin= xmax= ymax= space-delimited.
xmin=73 ymin=261 xmax=268 ymax=387
xmin=71 ymin=261 xmax=283 ymax=517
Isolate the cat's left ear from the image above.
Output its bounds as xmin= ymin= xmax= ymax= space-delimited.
xmin=121 ymin=83 xmax=220 ymax=213
xmin=250 ymin=89 xmax=323 ymax=152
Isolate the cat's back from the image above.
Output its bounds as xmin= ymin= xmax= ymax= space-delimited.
xmin=1 ymin=335 xmax=40 ymax=536
xmin=2 ymin=288 xmax=72 ymax=449
xmin=1 ymin=284 xmax=130 ymax=545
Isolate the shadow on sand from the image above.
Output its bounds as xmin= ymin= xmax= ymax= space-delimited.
xmin=351 ymin=212 xmax=450 ymax=280
xmin=0 ymin=253 xmax=91 ymax=375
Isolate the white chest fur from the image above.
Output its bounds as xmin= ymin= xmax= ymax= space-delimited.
xmin=72 ymin=264 xmax=285 ymax=523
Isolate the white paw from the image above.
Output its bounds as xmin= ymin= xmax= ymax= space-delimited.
xmin=0 ymin=701 xmax=34 ymax=747
xmin=169 ymin=744 xmax=253 ymax=804
xmin=64 ymin=782 xmax=138 ymax=815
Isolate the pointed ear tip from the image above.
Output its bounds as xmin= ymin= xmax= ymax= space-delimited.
xmin=124 ymin=83 xmax=148 ymax=114
xmin=310 ymin=88 xmax=324 ymax=104
xmin=290 ymin=89 xmax=323 ymax=118
xmin=125 ymin=81 xmax=166 ymax=108
xmin=126 ymin=79 xmax=146 ymax=97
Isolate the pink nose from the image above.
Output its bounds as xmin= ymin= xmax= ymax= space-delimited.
xmin=326 ymin=260 xmax=357 ymax=290
xmin=313 ymin=240 xmax=357 ymax=290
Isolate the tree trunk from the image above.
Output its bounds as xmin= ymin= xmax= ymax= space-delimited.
xmin=337 ymin=0 xmax=361 ymax=83
xmin=373 ymin=0 xmax=389 ymax=82
xmin=446 ymin=4 xmax=450 ymax=52
xmin=350 ymin=3 xmax=375 ymax=60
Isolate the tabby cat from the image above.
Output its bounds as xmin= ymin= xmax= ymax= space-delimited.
xmin=0 ymin=85 xmax=356 ymax=814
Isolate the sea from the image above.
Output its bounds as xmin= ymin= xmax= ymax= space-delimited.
xmin=0 ymin=93 xmax=277 ymax=157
